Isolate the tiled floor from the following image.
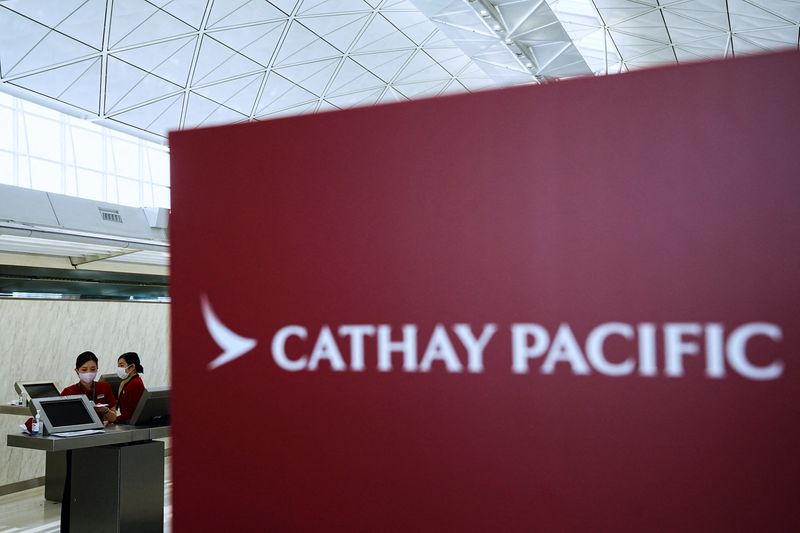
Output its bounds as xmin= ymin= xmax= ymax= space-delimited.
xmin=0 ymin=458 xmax=172 ymax=532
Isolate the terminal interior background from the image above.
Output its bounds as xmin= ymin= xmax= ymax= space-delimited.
xmin=0 ymin=0 xmax=798 ymax=528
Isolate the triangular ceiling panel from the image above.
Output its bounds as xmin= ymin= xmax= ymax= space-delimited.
xmin=209 ymin=21 xmax=287 ymax=67
xmin=381 ymin=10 xmax=438 ymax=45
xmin=298 ymin=0 xmax=373 ymax=16
xmin=377 ymin=85 xmax=406 ymax=103
xmin=257 ymin=100 xmax=317 ymax=119
xmin=269 ymin=0 xmax=300 ymax=15
xmin=662 ymin=7 xmax=729 ymax=33
xmin=327 ymin=58 xmax=385 ymax=96
xmin=608 ymin=31 xmax=672 ymax=56
xmin=325 ymin=87 xmax=384 ymax=109
xmin=423 ymin=30 xmax=453 ymax=48
xmin=110 ymin=94 xmax=183 ymax=137
xmin=10 ymin=58 xmax=101 ymax=114
xmin=192 ymin=36 xmax=264 ymax=85
xmin=731 ymin=35 xmax=769 ymax=54
xmin=383 ymin=0 xmax=411 ymax=9
xmin=105 ymin=57 xmax=182 ymax=114
xmin=393 ymin=79 xmax=448 ymax=99
xmin=149 ymin=0 xmax=208 ymax=29
xmin=273 ymin=21 xmax=343 ymax=66
xmin=317 ymin=100 xmax=340 ymax=113
xmin=666 ymin=24 xmax=729 ymax=44
xmin=111 ymin=36 xmax=197 ymax=86
xmin=110 ymin=0 xmax=195 ymax=49
xmin=208 ymin=0 xmax=287 ymax=29
xmin=0 ymin=10 xmax=51 ymax=78
xmin=2 ymin=1 xmax=88 ymax=31
xmin=739 ymin=28 xmax=798 ymax=47
xmin=596 ymin=4 xmax=655 ymax=26
xmin=731 ymin=12 xmax=794 ymax=32
xmin=256 ymin=72 xmax=318 ymax=115
xmin=395 ymin=51 xmax=451 ymax=84
xmin=4 ymin=28 xmax=96 ymax=78
xmin=193 ymin=73 xmax=264 ymax=115
xmin=184 ymin=92 xmax=248 ymax=129
xmin=455 ymin=64 xmax=495 ymax=91
xmin=273 ymin=58 xmax=340 ymax=96
xmin=351 ymin=50 xmax=414 ymax=83
xmin=438 ymin=79 xmax=467 ymax=96
xmin=297 ymin=13 xmax=372 ymax=52
xmin=624 ymin=46 xmax=680 ymax=66
xmin=751 ymin=0 xmax=800 ymax=21
xmin=52 ymin=0 xmax=107 ymax=50
xmin=424 ymin=47 xmax=471 ymax=76
xmin=353 ymin=14 xmax=417 ymax=52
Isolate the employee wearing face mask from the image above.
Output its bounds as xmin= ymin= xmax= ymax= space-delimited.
xmin=115 ymin=352 xmax=145 ymax=424
xmin=61 ymin=351 xmax=117 ymax=423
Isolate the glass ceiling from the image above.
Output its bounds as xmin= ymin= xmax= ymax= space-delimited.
xmin=0 ymin=0 xmax=796 ymax=143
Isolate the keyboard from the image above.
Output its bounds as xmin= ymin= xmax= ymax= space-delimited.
xmin=49 ymin=429 xmax=106 ymax=438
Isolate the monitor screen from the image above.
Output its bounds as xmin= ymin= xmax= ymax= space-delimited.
xmin=22 ymin=382 xmax=60 ymax=399
xmin=98 ymin=374 xmax=122 ymax=400
xmin=41 ymin=398 xmax=94 ymax=426
xmin=129 ymin=387 xmax=170 ymax=426
xmin=32 ymin=395 xmax=104 ymax=434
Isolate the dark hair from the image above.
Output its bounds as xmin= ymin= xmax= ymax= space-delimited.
xmin=75 ymin=351 xmax=98 ymax=369
xmin=118 ymin=352 xmax=144 ymax=374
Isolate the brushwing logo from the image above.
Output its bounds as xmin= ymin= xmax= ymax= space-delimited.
xmin=201 ymin=295 xmax=257 ymax=370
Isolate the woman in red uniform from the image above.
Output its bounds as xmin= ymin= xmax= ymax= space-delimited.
xmin=61 ymin=351 xmax=117 ymax=423
xmin=115 ymin=352 xmax=145 ymax=424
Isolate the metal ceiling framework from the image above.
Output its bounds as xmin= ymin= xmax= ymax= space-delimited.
xmin=0 ymin=0 xmax=503 ymax=141
xmin=546 ymin=0 xmax=800 ymax=74
xmin=0 ymin=0 xmax=797 ymax=144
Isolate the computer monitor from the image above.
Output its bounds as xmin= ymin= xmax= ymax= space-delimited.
xmin=14 ymin=381 xmax=61 ymax=402
xmin=98 ymin=373 xmax=122 ymax=401
xmin=128 ymin=387 xmax=170 ymax=426
xmin=31 ymin=395 xmax=104 ymax=435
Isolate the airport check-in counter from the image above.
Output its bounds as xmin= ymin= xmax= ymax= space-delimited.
xmin=8 ymin=424 xmax=170 ymax=532
xmin=1 ymin=402 xmax=69 ymax=502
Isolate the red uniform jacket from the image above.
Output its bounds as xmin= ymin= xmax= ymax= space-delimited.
xmin=117 ymin=375 xmax=145 ymax=423
xmin=61 ymin=380 xmax=117 ymax=410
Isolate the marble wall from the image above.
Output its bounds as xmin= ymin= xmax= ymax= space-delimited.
xmin=0 ymin=299 xmax=170 ymax=488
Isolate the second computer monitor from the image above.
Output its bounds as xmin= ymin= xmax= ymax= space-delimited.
xmin=128 ymin=387 xmax=170 ymax=426
xmin=98 ymin=374 xmax=123 ymax=401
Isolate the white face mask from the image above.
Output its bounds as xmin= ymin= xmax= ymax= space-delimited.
xmin=116 ymin=366 xmax=130 ymax=379
xmin=78 ymin=371 xmax=96 ymax=384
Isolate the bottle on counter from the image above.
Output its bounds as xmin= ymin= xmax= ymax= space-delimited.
xmin=31 ymin=410 xmax=41 ymax=436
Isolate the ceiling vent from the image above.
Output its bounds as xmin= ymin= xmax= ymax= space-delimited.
xmin=99 ymin=208 xmax=123 ymax=223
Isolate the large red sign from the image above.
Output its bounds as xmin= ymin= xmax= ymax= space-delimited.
xmin=170 ymin=51 xmax=800 ymax=531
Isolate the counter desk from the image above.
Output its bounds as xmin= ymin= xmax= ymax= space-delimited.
xmin=8 ymin=424 xmax=169 ymax=532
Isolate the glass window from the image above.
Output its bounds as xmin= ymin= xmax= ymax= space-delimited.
xmin=112 ymin=139 xmax=140 ymax=178
xmin=0 ymin=151 xmax=14 ymax=185
xmin=23 ymin=115 xmax=61 ymax=161
xmin=145 ymin=148 xmax=170 ymax=186
xmin=0 ymin=107 xmax=13 ymax=151
xmin=65 ymin=173 xmax=78 ymax=197
xmin=117 ymin=177 xmax=140 ymax=207
xmin=76 ymin=168 xmax=104 ymax=201
xmin=0 ymin=93 xmax=171 ymax=207
xmin=153 ymin=185 xmax=171 ymax=209
xmin=17 ymin=158 xmax=31 ymax=188
xmin=106 ymin=174 xmax=119 ymax=203
xmin=29 ymin=158 xmax=62 ymax=193
xmin=19 ymin=98 xmax=62 ymax=120
xmin=70 ymin=127 xmax=104 ymax=170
